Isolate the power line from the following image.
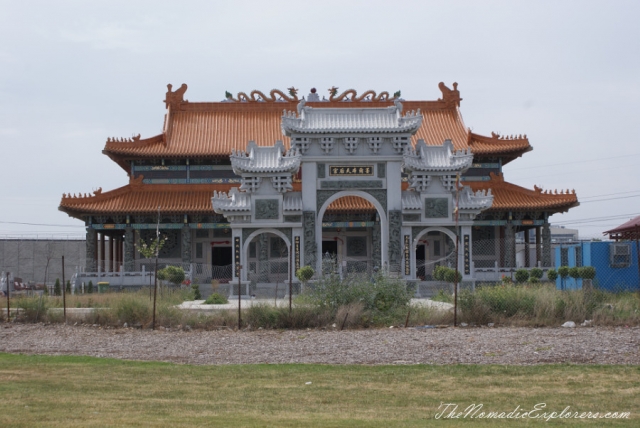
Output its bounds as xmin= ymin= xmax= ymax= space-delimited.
xmin=508 ymin=163 xmax=637 ymax=181
xmin=508 ymin=153 xmax=640 ymax=171
xmin=580 ymin=189 xmax=640 ymax=199
xmin=580 ymin=194 xmax=640 ymax=204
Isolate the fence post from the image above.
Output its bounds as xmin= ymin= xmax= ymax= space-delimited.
xmin=5 ymin=271 xmax=9 ymax=322
xmin=62 ymin=256 xmax=66 ymax=324
xmin=289 ymin=245 xmax=293 ymax=314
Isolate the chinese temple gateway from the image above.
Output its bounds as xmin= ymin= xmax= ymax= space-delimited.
xmin=59 ymin=83 xmax=579 ymax=291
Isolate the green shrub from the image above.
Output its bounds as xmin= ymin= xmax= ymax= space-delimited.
xmin=443 ymin=268 xmax=462 ymax=284
xmin=558 ymin=266 xmax=570 ymax=279
xmin=569 ymin=266 xmax=581 ymax=280
xmin=433 ymin=265 xmax=446 ymax=281
xmin=54 ymin=278 xmax=61 ymax=296
xmin=529 ymin=267 xmax=543 ymax=280
xmin=296 ymin=266 xmax=314 ymax=283
xmin=204 ymin=293 xmax=228 ymax=305
xmin=157 ymin=266 xmax=185 ymax=286
xmin=580 ymin=266 xmax=596 ymax=280
xmin=192 ymin=283 xmax=201 ymax=300
xmin=87 ymin=280 xmax=94 ymax=294
xmin=431 ymin=289 xmax=453 ymax=303
xmin=515 ymin=269 xmax=529 ymax=283
xmin=114 ymin=296 xmax=151 ymax=325
xmin=66 ymin=280 xmax=71 ymax=294
xmin=16 ymin=296 xmax=48 ymax=323
xmin=546 ymin=269 xmax=558 ymax=282
xmin=302 ymin=272 xmax=411 ymax=314
xmin=529 ymin=277 xmax=539 ymax=284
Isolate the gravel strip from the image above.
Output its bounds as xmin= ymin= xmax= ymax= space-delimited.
xmin=1 ymin=324 xmax=638 ymax=365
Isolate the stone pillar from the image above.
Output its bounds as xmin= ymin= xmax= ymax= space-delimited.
xmin=85 ymin=228 xmax=97 ymax=272
xmin=181 ymin=225 xmax=191 ymax=264
xmin=99 ymin=233 xmax=106 ymax=272
xmin=109 ymin=236 xmax=115 ymax=272
xmin=524 ymin=228 xmax=531 ymax=267
xmin=535 ymin=226 xmax=542 ymax=266
xmin=124 ymin=226 xmax=135 ymax=272
xmin=303 ymin=211 xmax=316 ymax=270
xmin=371 ymin=222 xmax=381 ymax=269
xmin=504 ymin=223 xmax=516 ymax=268
xmin=388 ymin=210 xmax=402 ymax=273
xmin=542 ymin=221 xmax=552 ymax=267
xmin=258 ymin=233 xmax=269 ymax=282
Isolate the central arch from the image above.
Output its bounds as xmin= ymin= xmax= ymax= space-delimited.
xmin=316 ymin=190 xmax=388 ymax=274
xmin=242 ymin=228 xmax=292 ymax=282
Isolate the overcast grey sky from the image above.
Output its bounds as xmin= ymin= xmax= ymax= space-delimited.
xmin=1 ymin=0 xmax=639 ymax=239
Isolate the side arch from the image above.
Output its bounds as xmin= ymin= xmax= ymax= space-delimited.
xmin=241 ymin=228 xmax=292 ymax=282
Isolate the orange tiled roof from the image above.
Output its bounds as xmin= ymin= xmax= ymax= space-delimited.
xmin=468 ymin=173 xmax=579 ymax=213
xmin=468 ymin=132 xmax=532 ymax=164
xmin=59 ymin=178 xmax=375 ymax=219
xmin=103 ymin=84 xmax=526 ymax=170
xmin=59 ymin=177 xmax=230 ymax=219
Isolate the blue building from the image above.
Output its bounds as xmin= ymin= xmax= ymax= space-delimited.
xmin=554 ymin=241 xmax=639 ymax=292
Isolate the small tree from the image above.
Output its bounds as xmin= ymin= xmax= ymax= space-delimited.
xmin=569 ymin=266 xmax=581 ymax=281
xmin=54 ymin=278 xmax=61 ymax=296
xmin=529 ymin=267 xmax=543 ymax=280
xmin=515 ymin=269 xmax=530 ymax=283
xmin=443 ymin=267 xmax=462 ymax=284
xmin=546 ymin=269 xmax=558 ymax=282
xmin=579 ymin=266 xmax=596 ymax=280
xmin=192 ymin=282 xmax=201 ymax=300
xmin=433 ymin=265 xmax=446 ymax=281
xmin=296 ymin=265 xmax=314 ymax=291
xmin=87 ymin=280 xmax=94 ymax=294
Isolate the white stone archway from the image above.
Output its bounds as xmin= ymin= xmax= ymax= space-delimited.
xmin=242 ymin=228 xmax=292 ymax=282
xmin=316 ymin=190 xmax=388 ymax=274
xmin=411 ymin=226 xmax=459 ymax=279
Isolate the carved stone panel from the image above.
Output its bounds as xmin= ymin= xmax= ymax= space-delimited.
xmin=320 ymin=180 xmax=383 ymax=189
xmin=371 ymin=222 xmax=381 ymax=268
xmin=303 ymin=211 xmax=316 ymax=268
xmin=388 ymin=210 xmax=402 ymax=272
xmin=255 ymin=199 xmax=279 ymax=220
xmin=85 ymin=228 xmax=97 ymax=272
xmin=424 ymin=198 xmax=449 ymax=218
xmin=346 ymin=236 xmax=367 ymax=257
xmin=124 ymin=227 xmax=134 ymax=272
xmin=377 ymin=163 xmax=386 ymax=178
xmin=317 ymin=163 xmax=326 ymax=179
xmin=181 ymin=226 xmax=192 ymax=263
xmin=403 ymin=214 xmax=421 ymax=222
xmin=283 ymin=215 xmax=302 ymax=223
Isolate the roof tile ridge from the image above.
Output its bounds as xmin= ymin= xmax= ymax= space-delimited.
xmin=487 ymin=174 xmax=578 ymax=200
xmin=60 ymin=183 xmax=133 ymax=205
xmin=104 ymin=133 xmax=165 ymax=150
xmin=470 ymin=131 xmax=530 ymax=144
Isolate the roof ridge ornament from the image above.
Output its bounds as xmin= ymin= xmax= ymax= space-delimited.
xmin=164 ymin=83 xmax=188 ymax=110
xmin=438 ymin=82 xmax=462 ymax=108
xmin=224 ymin=88 xmax=299 ymax=103
xmin=327 ymin=87 xmax=399 ymax=102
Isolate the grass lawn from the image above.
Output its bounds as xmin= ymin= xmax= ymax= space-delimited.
xmin=0 ymin=354 xmax=638 ymax=427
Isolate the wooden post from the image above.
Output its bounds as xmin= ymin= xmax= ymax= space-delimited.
xmin=289 ymin=245 xmax=293 ymax=314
